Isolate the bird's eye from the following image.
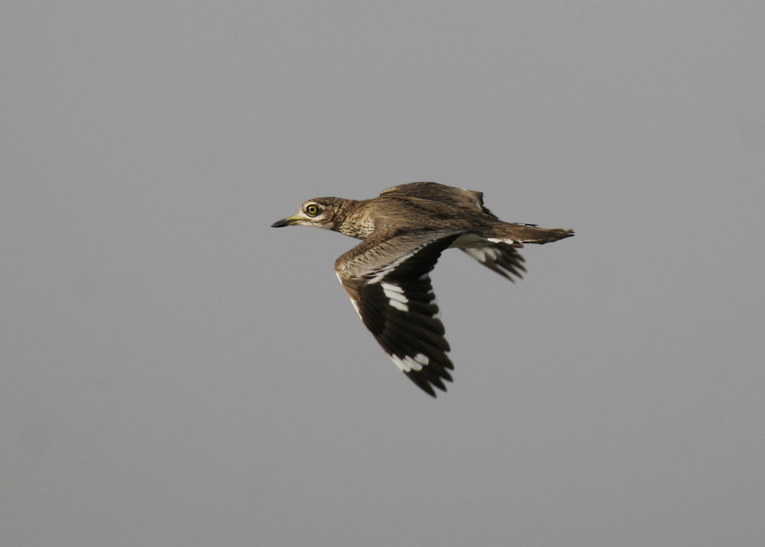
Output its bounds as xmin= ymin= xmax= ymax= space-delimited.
xmin=305 ymin=204 xmax=320 ymax=216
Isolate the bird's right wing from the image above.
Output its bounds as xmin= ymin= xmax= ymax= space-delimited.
xmin=461 ymin=242 xmax=526 ymax=282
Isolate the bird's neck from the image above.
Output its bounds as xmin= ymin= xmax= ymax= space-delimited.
xmin=334 ymin=199 xmax=376 ymax=239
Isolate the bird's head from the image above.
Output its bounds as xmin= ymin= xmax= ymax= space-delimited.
xmin=271 ymin=197 xmax=346 ymax=231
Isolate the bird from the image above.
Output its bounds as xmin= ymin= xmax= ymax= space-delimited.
xmin=271 ymin=181 xmax=573 ymax=397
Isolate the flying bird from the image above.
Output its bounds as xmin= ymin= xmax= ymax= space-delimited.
xmin=271 ymin=181 xmax=573 ymax=396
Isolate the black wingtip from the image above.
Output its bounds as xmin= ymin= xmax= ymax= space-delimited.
xmin=405 ymin=368 xmax=452 ymax=398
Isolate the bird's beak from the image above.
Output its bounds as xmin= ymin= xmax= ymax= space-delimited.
xmin=271 ymin=214 xmax=299 ymax=228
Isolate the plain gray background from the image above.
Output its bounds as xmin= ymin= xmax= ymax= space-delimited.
xmin=3 ymin=1 xmax=764 ymax=545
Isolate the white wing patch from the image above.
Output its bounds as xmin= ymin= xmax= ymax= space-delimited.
xmin=381 ymin=282 xmax=409 ymax=312
xmin=390 ymin=353 xmax=432 ymax=372
xmin=486 ymin=237 xmax=517 ymax=245
xmin=413 ymin=353 xmax=429 ymax=365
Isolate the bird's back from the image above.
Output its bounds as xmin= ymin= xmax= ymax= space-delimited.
xmin=379 ymin=181 xmax=490 ymax=214
xmin=371 ymin=182 xmax=497 ymax=233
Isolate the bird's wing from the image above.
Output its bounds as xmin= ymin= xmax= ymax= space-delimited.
xmin=461 ymin=242 xmax=527 ymax=282
xmin=335 ymin=228 xmax=462 ymax=397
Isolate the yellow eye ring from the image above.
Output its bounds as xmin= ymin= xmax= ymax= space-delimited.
xmin=305 ymin=204 xmax=320 ymax=216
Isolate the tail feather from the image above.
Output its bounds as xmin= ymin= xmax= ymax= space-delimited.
xmin=486 ymin=223 xmax=574 ymax=245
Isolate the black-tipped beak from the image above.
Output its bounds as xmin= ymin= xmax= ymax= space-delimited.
xmin=271 ymin=217 xmax=295 ymax=228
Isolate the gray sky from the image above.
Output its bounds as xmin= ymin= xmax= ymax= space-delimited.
xmin=3 ymin=1 xmax=765 ymax=546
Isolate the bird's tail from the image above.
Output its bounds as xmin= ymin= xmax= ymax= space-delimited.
xmin=485 ymin=223 xmax=574 ymax=245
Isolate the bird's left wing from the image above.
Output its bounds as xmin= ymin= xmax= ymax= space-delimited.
xmin=334 ymin=228 xmax=462 ymax=397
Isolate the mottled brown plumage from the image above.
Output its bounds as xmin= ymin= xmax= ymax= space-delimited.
xmin=271 ymin=181 xmax=573 ymax=396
